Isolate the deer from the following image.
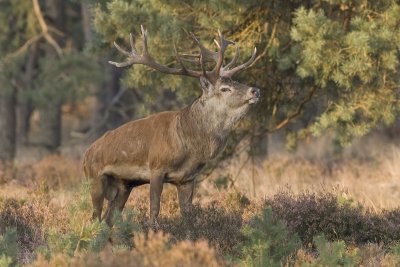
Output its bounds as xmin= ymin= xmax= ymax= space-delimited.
xmin=83 ymin=25 xmax=260 ymax=227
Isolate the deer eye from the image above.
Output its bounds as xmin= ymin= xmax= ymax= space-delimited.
xmin=220 ymin=87 xmax=231 ymax=92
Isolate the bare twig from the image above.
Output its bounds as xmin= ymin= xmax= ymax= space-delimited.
xmin=249 ymin=19 xmax=279 ymax=67
xmin=32 ymin=0 xmax=63 ymax=57
xmin=266 ymin=85 xmax=318 ymax=133
xmin=73 ymin=222 xmax=86 ymax=256
xmin=3 ymin=34 xmax=44 ymax=62
xmin=1 ymin=0 xmax=65 ymax=65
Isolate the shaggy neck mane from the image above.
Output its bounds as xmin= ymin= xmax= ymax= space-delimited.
xmin=177 ymin=96 xmax=249 ymax=157
xmin=178 ymin=97 xmax=230 ymax=139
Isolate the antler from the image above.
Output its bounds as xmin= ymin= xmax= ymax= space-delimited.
xmin=109 ymin=25 xmax=257 ymax=82
xmin=109 ymin=25 xmax=203 ymax=78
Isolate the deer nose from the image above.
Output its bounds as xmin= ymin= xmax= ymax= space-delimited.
xmin=249 ymin=87 xmax=260 ymax=98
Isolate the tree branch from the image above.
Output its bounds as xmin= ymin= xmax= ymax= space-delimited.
xmin=3 ymin=34 xmax=44 ymax=62
xmin=32 ymin=0 xmax=63 ymax=57
xmin=249 ymin=19 xmax=279 ymax=67
xmin=266 ymin=85 xmax=318 ymax=133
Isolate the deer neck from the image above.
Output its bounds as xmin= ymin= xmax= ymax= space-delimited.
xmin=177 ymin=98 xmax=248 ymax=157
xmin=180 ymin=98 xmax=229 ymax=137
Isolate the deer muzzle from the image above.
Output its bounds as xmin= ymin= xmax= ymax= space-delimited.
xmin=248 ymin=87 xmax=260 ymax=104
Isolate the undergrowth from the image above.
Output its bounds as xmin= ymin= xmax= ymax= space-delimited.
xmin=1 ymin=180 xmax=400 ymax=267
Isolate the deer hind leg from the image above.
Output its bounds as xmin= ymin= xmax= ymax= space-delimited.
xmin=177 ymin=181 xmax=195 ymax=216
xmin=103 ymin=180 xmax=132 ymax=227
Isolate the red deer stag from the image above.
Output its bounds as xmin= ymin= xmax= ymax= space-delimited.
xmin=83 ymin=26 xmax=260 ymax=227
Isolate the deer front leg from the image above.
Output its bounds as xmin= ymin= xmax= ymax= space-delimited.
xmin=177 ymin=181 xmax=195 ymax=216
xmin=149 ymin=172 xmax=165 ymax=229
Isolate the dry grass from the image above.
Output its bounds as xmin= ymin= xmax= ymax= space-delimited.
xmin=200 ymin=137 xmax=400 ymax=211
xmin=1 ymin=132 xmax=400 ymax=266
xmin=28 ymin=231 xmax=224 ymax=267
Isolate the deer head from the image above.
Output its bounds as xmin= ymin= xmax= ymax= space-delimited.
xmin=109 ymin=26 xmax=260 ymax=109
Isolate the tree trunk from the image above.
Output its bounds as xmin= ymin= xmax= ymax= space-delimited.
xmin=17 ymin=99 xmax=34 ymax=145
xmin=89 ymin=65 xmax=124 ymax=140
xmin=81 ymin=1 xmax=93 ymax=44
xmin=17 ymin=44 xmax=38 ymax=145
xmin=36 ymin=0 xmax=64 ymax=150
xmin=0 ymin=86 xmax=16 ymax=162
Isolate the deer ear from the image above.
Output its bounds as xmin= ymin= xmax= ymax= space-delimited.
xmin=199 ymin=76 xmax=213 ymax=93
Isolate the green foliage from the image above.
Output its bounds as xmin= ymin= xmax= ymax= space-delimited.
xmin=302 ymin=235 xmax=360 ymax=267
xmin=0 ymin=228 xmax=18 ymax=267
xmin=0 ymin=0 xmax=102 ymax=126
xmin=388 ymin=243 xmax=400 ymax=265
xmin=93 ymin=0 xmax=277 ymax=115
xmin=44 ymin=181 xmax=141 ymax=257
xmin=213 ymin=175 xmax=230 ymax=190
xmin=109 ymin=209 xmax=141 ymax=249
xmin=0 ymin=256 xmax=12 ymax=267
xmin=44 ymin=181 xmax=108 ymax=256
xmin=239 ymin=206 xmax=301 ymax=267
xmin=32 ymin=52 xmax=102 ymax=107
xmin=0 ymin=0 xmax=38 ymax=57
xmin=93 ymin=0 xmax=400 ymax=149
xmin=290 ymin=2 xmax=400 ymax=145
xmin=41 ymin=181 xmax=104 ymax=256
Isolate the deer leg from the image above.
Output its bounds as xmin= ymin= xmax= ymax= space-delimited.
xmin=91 ymin=175 xmax=106 ymax=221
xmin=115 ymin=184 xmax=132 ymax=212
xmin=103 ymin=183 xmax=132 ymax=227
xmin=149 ymin=172 xmax=165 ymax=228
xmin=177 ymin=181 xmax=195 ymax=216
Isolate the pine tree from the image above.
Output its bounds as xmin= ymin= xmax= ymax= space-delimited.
xmin=93 ymin=0 xmax=400 ymax=150
xmin=0 ymin=0 xmax=102 ymax=159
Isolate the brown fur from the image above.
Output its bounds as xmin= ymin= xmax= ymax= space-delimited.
xmin=83 ymin=77 xmax=260 ymax=226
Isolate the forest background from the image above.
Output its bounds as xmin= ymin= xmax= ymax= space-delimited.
xmin=0 ymin=0 xmax=400 ymax=266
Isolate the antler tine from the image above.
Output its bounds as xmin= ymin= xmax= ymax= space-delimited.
xmin=109 ymin=32 xmax=139 ymax=67
xmin=112 ymin=41 xmax=130 ymax=56
xmin=224 ymin=44 xmax=239 ymax=70
xmin=221 ymin=47 xmax=257 ymax=77
xmin=189 ymin=32 xmax=211 ymax=78
xmin=212 ymin=30 xmax=234 ymax=79
xmin=189 ymin=32 xmax=218 ymax=62
xmin=129 ymin=33 xmax=137 ymax=54
xmin=173 ymin=42 xmax=187 ymax=72
xmin=109 ymin=25 xmax=206 ymax=78
xmin=140 ymin=25 xmax=150 ymax=57
xmin=199 ymin=52 xmax=208 ymax=78
xmin=109 ymin=26 xmax=256 ymax=79
xmin=109 ymin=40 xmax=135 ymax=67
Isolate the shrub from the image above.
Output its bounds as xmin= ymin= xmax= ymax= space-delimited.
xmin=265 ymin=191 xmax=400 ymax=245
xmin=31 ymin=155 xmax=82 ymax=189
xmin=239 ymin=206 xmax=301 ymax=267
xmin=0 ymin=198 xmax=55 ymax=264
xmin=0 ymin=228 xmax=18 ymax=267
xmin=159 ymin=203 xmax=244 ymax=257
xmin=44 ymin=181 xmax=141 ymax=257
xmin=294 ymin=235 xmax=361 ymax=266
xmin=110 ymin=209 xmax=141 ymax=249
xmin=312 ymin=235 xmax=360 ymax=266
